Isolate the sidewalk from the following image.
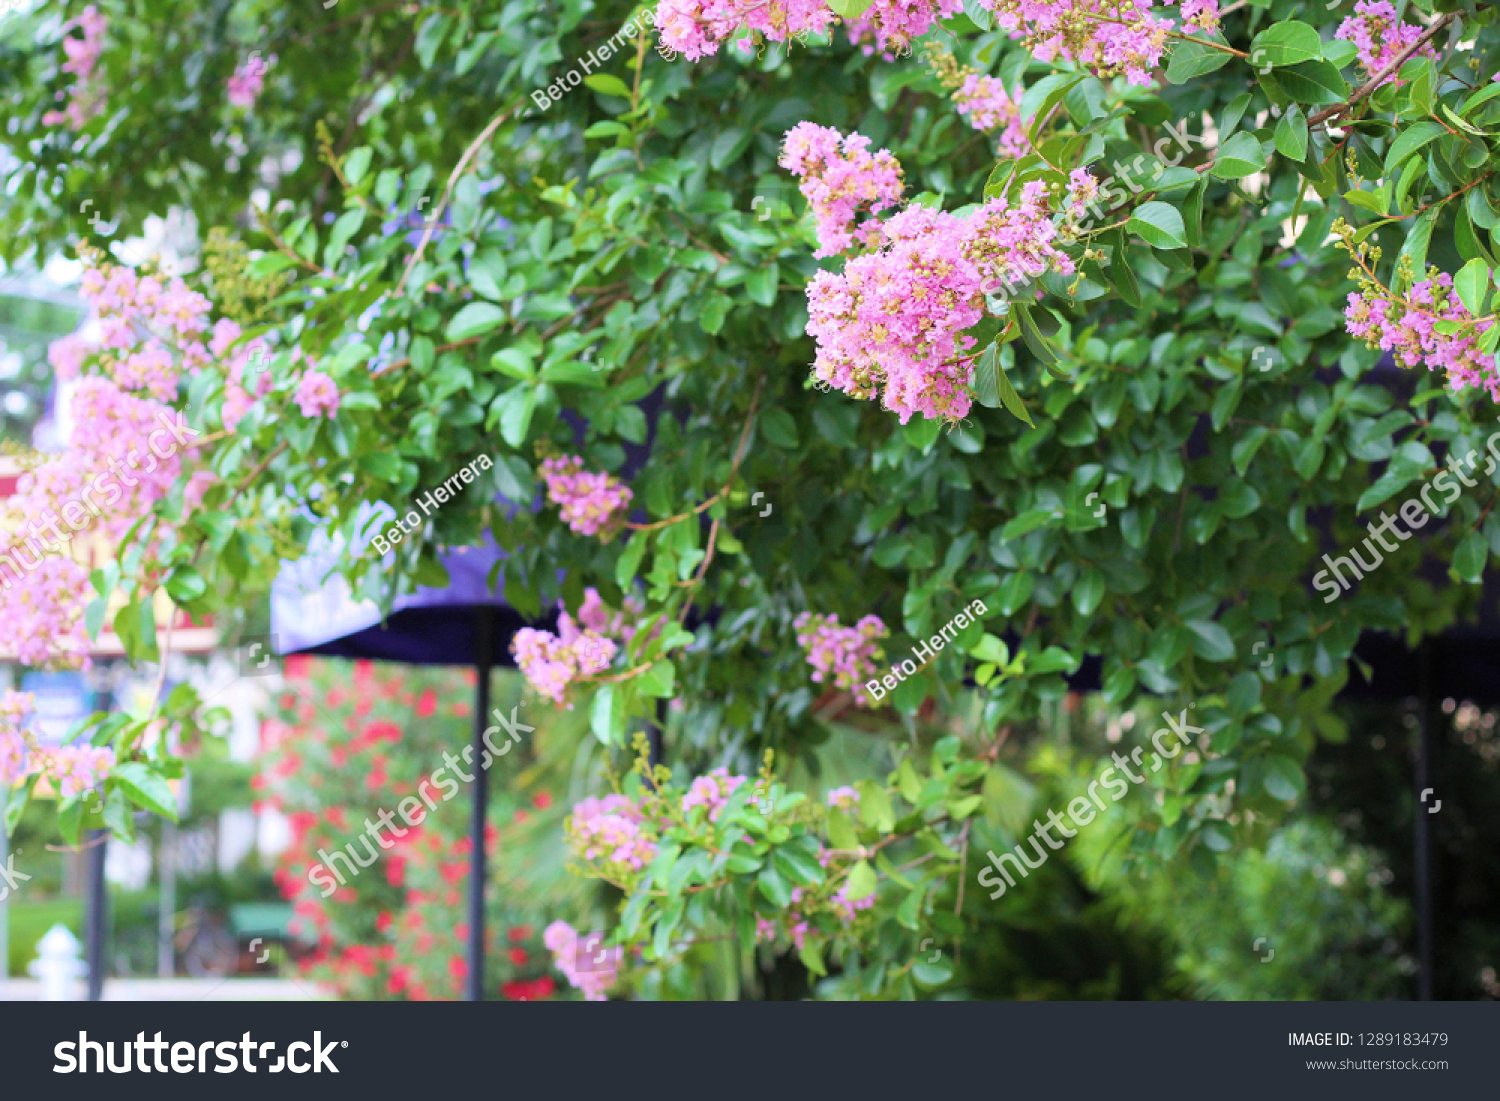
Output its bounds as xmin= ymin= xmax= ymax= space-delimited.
xmin=0 ymin=977 xmax=333 ymax=1000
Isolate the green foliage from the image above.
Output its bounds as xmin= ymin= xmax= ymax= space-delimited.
xmin=6 ymin=0 xmax=1500 ymax=996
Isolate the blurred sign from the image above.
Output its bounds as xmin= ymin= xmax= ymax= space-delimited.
xmin=19 ymin=671 xmax=93 ymax=749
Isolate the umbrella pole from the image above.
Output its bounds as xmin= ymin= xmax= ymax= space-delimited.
xmin=1415 ymin=639 xmax=1434 ymax=1000
xmin=467 ymin=607 xmax=494 ymax=1002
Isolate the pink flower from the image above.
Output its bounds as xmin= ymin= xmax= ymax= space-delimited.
xmin=654 ymin=0 xmax=835 ymax=61
xmin=843 ymin=0 xmax=965 ymax=58
xmin=46 ymin=744 xmax=116 ymax=799
xmin=953 ymin=74 xmax=1030 ymax=160
xmin=1345 ymin=275 xmax=1500 ymax=402
xmin=680 ymin=767 xmax=749 ymax=821
xmin=795 ymin=613 xmax=888 ymax=706
xmin=984 ymin=0 xmax=1172 ymax=86
xmin=294 ymin=371 xmax=340 ymax=418
xmin=228 ymin=54 xmax=273 ymax=109
xmin=565 ymin=795 xmax=659 ymax=873
xmin=43 ymin=6 xmax=108 ymax=129
xmin=0 ymin=691 xmax=36 ymax=786
xmin=779 ymin=123 xmax=905 ymax=259
xmin=1335 ymin=1 xmax=1437 ymax=87
xmin=826 ymin=785 xmax=860 ymax=811
xmin=543 ymin=921 xmax=619 ymax=1000
xmin=798 ymin=159 xmax=1073 ymax=424
xmin=539 ymin=456 xmax=633 ymax=537
xmin=511 ymin=590 xmax=628 ymax=704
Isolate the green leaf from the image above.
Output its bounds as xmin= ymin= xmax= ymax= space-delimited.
xmin=996 ymin=352 xmax=1036 ymax=427
xmin=1226 ymin=671 xmax=1262 ymax=717
xmin=1454 ymin=258 xmax=1491 ymax=317
xmin=1200 ymin=820 xmax=1234 ymax=852
xmin=1165 ymin=40 xmax=1234 ymax=84
xmin=845 ymin=859 xmax=877 ymax=902
xmin=1275 ymin=60 xmax=1348 ymax=106
xmin=757 ymin=863 xmax=793 ymax=907
xmin=972 ymin=342 xmax=1002 ymax=408
xmin=772 ymin=843 xmax=824 ymax=886
xmin=1211 ymin=132 xmax=1267 ymax=180
xmin=165 ymin=566 xmax=206 ymax=605
xmin=1185 ymin=618 xmax=1235 ymax=662
xmin=798 ymin=940 xmax=828 ymax=977
xmin=591 ymin=684 xmax=626 ymax=745
xmin=1000 ymin=508 xmax=1056 ymax=541
xmin=1261 ymin=754 xmax=1305 ymax=802
xmin=828 ymin=0 xmax=875 ymax=17
xmin=759 ymin=407 xmax=799 ymax=448
xmin=616 ymin=530 xmax=649 ymax=588
xmin=583 ymin=74 xmax=632 ymax=99
xmin=1248 ymin=21 xmax=1322 ymax=69
xmin=113 ymin=762 xmax=178 ymax=821
xmin=1453 ymin=530 xmax=1488 ymax=584
xmin=855 ymin=781 xmax=895 ymax=831
xmin=1126 ymin=201 xmax=1187 ymax=249
xmin=826 ymin=808 xmax=859 ymax=851
xmin=637 ymin=659 xmax=676 ymax=698
xmin=1384 ymin=121 xmax=1446 ymax=176
xmin=1015 ymin=305 xmax=1056 ymax=369
xmin=445 ymin=301 xmax=506 ymax=342
xmin=1273 ymin=105 xmax=1308 ymax=161
xmin=912 ymin=955 xmax=954 ymax=987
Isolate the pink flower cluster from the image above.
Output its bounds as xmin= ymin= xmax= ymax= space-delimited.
xmin=796 ymin=127 xmax=1075 ymax=424
xmin=844 ymin=0 xmax=964 ymax=59
xmin=69 ymin=261 xmax=214 ymax=400
xmin=983 ymin=0 xmax=1174 ymax=86
xmin=210 ymin=319 xmax=274 ymax=432
xmin=227 ymin=54 xmax=272 ymax=109
xmin=512 ymin=588 xmax=628 ymax=704
xmin=760 ymin=876 xmax=874 ymax=949
xmin=779 ymin=122 xmax=905 ymax=259
xmin=0 ymin=691 xmax=35 ymax=786
xmin=1064 ymin=167 xmax=1100 ymax=220
xmin=1344 ymin=277 xmax=1500 ymax=402
xmin=6 ymin=254 xmax=215 ymax=668
xmin=540 ymin=455 xmax=633 ymax=537
xmin=294 ymin=370 xmax=340 ymax=419
xmin=44 ymin=744 xmax=117 ymax=799
xmin=953 ymin=74 xmax=1031 ymax=160
xmin=794 ymin=612 xmax=888 ymax=705
xmin=42 ymin=6 xmax=108 ymax=129
xmin=543 ymin=921 xmax=620 ymax=1001
xmin=681 ymin=767 xmax=748 ymax=821
xmin=826 ymin=785 xmax=860 ymax=811
xmin=654 ymin=0 xmax=836 ymax=61
xmin=1335 ymin=1 xmax=1437 ymax=87
xmin=566 ymin=794 xmax=659 ymax=874
xmin=0 ymin=691 xmax=115 ymax=796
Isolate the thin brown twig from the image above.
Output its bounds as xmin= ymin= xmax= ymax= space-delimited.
xmin=1309 ymin=12 xmax=1460 ymax=128
xmin=393 ymin=100 xmax=524 ymax=296
xmin=225 ymin=441 xmax=288 ymax=510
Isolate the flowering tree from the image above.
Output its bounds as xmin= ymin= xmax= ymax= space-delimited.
xmin=4 ymin=0 xmax=1500 ymax=996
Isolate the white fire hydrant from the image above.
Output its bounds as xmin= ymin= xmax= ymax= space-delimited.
xmin=28 ymin=924 xmax=85 ymax=1001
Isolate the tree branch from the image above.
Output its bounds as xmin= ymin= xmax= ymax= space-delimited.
xmin=1309 ymin=12 xmax=1459 ymax=128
